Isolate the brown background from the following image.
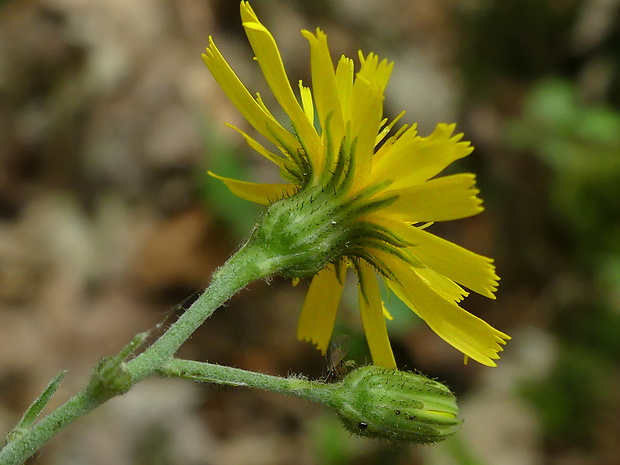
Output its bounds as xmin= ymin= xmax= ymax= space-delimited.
xmin=1 ymin=0 xmax=620 ymax=464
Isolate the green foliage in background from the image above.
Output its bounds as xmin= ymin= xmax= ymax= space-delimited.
xmin=197 ymin=116 xmax=259 ymax=239
xmin=506 ymin=77 xmax=620 ymax=446
xmin=506 ymin=77 xmax=620 ymax=263
xmin=457 ymin=0 xmax=579 ymax=95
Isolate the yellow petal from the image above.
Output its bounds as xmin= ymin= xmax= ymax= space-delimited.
xmin=373 ymin=123 xmax=417 ymax=164
xmin=382 ymin=301 xmax=394 ymax=320
xmin=297 ymin=265 xmax=345 ymax=354
xmin=350 ymin=75 xmax=384 ymax=187
xmin=208 ymin=171 xmax=296 ymax=205
xmin=350 ymin=54 xmax=392 ymax=186
xmin=374 ymin=251 xmax=510 ymax=366
xmin=372 ymin=123 xmax=473 ymax=189
xmin=226 ymin=124 xmax=288 ymax=169
xmin=202 ymin=37 xmax=299 ymax=154
xmin=301 ymin=29 xmax=345 ymax=147
xmin=335 ymin=56 xmax=354 ymax=122
xmin=377 ymin=248 xmax=468 ymax=305
xmin=375 ymin=111 xmax=406 ymax=147
xmin=406 ymin=224 xmax=498 ymax=299
xmin=357 ymin=260 xmax=396 ymax=368
xmin=373 ymin=123 xmax=413 ymax=168
xmin=357 ymin=51 xmax=393 ymax=95
xmin=240 ymin=2 xmax=321 ymax=169
xmin=384 ymin=173 xmax=483 ymax=222
xmin=365 ymin=215 xmax=498 ymax=299
xmin=411 ymin=261 xmax=469 ymax=303
xmin=299 ymin=81 xmax=315 ymax=124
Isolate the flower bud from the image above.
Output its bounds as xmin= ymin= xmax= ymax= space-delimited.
xmin=85 ymin=332 xmax=148 ymax=402
xmin=86 ymin=356 xmax=132 ymax=402
xmin=332 ymin=366 xmax=462 ymax=443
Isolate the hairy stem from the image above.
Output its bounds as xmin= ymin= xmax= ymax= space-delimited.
xmin=158 ymin=358 xmax=340 ymax=407
xmin=126 ymin=241 xmax=278 ymax=382
xmin=0 ymin=241 xmax=279 ymax=465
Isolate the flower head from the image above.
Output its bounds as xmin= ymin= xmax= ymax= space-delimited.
xmin=203 ymin=1 xmax=510 ymax=368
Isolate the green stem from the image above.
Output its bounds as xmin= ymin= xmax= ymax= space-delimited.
xmin=0 ymin=391 xmax=102 ymax=465
xmin=127 ymin=241 xmax=279 ymax=382
xmin=158 ymin=358 xmax=340 ymax=407
xmin=0 ymin=241 xmax=280 ymax=465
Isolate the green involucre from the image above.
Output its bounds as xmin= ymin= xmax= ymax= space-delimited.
xmin=248 ymin=183 xmax=399 ymax=279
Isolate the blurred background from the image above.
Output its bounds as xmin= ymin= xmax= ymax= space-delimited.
xmin=1 ymin=0 xmax=619 ymax=464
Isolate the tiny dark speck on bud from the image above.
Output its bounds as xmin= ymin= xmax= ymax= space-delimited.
xmin=357 ymin=422 xmax=368 ymax=430
xmin=395 ymin=410 xmax=401 ymax=415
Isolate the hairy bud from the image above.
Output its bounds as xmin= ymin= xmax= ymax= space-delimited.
xmin=332 ymin=366 xmax=462 ymax=443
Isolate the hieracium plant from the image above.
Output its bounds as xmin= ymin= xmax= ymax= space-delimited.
xmin=0 ymin=2 xmax=510 ymax=463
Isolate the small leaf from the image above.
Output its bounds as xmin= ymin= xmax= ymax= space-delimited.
xmin=6 ymin=371 xmax=67 ymax=443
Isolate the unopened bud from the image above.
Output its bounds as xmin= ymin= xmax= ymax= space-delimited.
xmin=86 ymin=356 xmax=132 ymax=401
xmin=332 ymin=366 xmax=462 ymax=443
xmin=85 ymin=332 xmax=148 ymax=401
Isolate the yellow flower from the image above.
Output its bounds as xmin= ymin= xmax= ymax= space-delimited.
xmin=203 ymin=1 xmax=510 ymax=368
